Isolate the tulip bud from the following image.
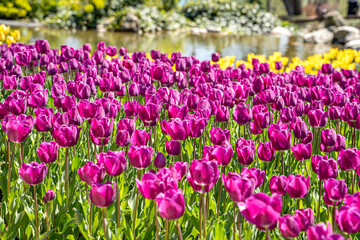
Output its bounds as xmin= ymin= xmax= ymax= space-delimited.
xmin=42 ymin=189 xmax=55 ymax=204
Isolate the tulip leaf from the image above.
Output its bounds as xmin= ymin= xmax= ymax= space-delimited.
xmin=214 ymin=220 xmax=226 ymax=240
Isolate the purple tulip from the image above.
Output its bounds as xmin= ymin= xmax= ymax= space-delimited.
xmin=90 ymin=182 xmax=116 ymax=207
xmin=210 ymin=127 xmax=230 ymax=146
xmin=291 ymin=143 xmax=312 ymax=161
xmin=338 ymin=148 xmax=360 ymax=171
xmin=37 ymin=141 xmax=59 ymax=163
xmin=115 ymin=130 xmax=130 ymax=147
xmin=34 ymin=107 xmax=53 ymax=132
xmin=189 ymin=159 xmax=219 ymax=188
xmin=51 ymin=124 xmax=80 ymax=148
xmin=241 ymin=167 xmax=265 ymax=189
xmin=154 ymin=152 xmax=167 ymax=168
xmin=155 ymin=188 xmax=185 ymax=220
xmin=89 ymin=118 xmax=114 ymax=140
xmin=269 ymin=175 xmax=288 ymax=196
xmin=78 ymin=161 xmax=105 ymax=185
xmin=307 ymin=222 xmax=333 ymax=240
xmin=163 ymin=119 xmax=188 ymax=141
xmin=293 ymin=208 xmax=315 ymax=232
xmin=222 ymin=172 xmax=255 ymax=202
xmin=238 ymin=193 xmax=282 ymax=230
xmin=136 ymin=171 xmax=176 ymax=200
xmin=138 ymin=103 xmax=160 ymax=127
xmin=278 ymin=215 xmax=300 ymax=239
xmin=321 ymin=128 xmax=337 ymax=147
xmin=293 ymin=118 xmax=308 ymax=139
xmin=324 ymin=179 xmax=347 ymax=202
xmin=2 ymin=114 xmax=33 ymax=143
xmin=308 ymin=109 xmax=329 ymax=128
xmin=236 ymin=138 xmax=255 ymax=165
xmin=130 ymin=129 xmax=150 ymax=146
xmin=268 ymin=123 xmax=291 ymax=151
xmin=128 ymin=145 xmax=154 ymax=169
xmin=336 ymin=206 xmax=360 ymax=234
xmin=42 ymin=189 xmax=55 ymax=204
xmin=233 ymin=103 xmax=252 ymax=126
xmin=287 ymin=175 xmax=310 ymax=199
xmin=257 ymin=142 xmax=275 ymax=162
xmin=97 ymin=151 xmax=127 ymax=176
xmin=165 ymin=140 xmax=182 ymax=156
xmin=19 ymin=162 xmax=47 ymax=185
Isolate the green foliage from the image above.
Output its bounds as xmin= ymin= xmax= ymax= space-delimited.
xmin=109 ymin=5 xmax=192 ymax=33
xmin=182 ymin=0 xmax=280 ymax=34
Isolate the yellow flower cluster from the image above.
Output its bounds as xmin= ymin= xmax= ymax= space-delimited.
xmin=0 ymin=24 xmax=21 ymax=46
xmin=214 ymin=48 xmax=360 ymax=74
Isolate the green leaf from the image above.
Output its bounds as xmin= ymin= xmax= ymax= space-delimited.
xmin=214 ymin=220 xmax=226 ymax=240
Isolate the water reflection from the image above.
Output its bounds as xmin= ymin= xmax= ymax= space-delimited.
xmin=17 ymin=27 xmax=342 ymax=61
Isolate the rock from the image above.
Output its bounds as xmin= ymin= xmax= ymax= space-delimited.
xmin=190 ymin=28 xmax=208 ymax=34
xmin=333 ymin=26 xmax=360 ymax=44
xmin=345 ymin=32 xmax=360 ymax=43
xmin=120 ymin=13 xmax=140 ymax=32
xmin=303 ymin=28 xmax=334 ymax=44
xmin=324 ymin=10 xmax=346 ymax=28
xmin=206 ymin=27 xmax=221 ymax=33
xmin=345 ymin=39 xmax=360 ymax=49
xmin=270 ymin=26 xmax=292 ymax=36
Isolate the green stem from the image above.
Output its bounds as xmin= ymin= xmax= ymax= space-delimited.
xmin=132 ymin=170 xmax=140 ymax=238
xmin=199 ymin=193 xmax=202 ymax=240
xmin=117 ymin=176 xmax=121 ymax=227
xmin=33 ymin=185 xmax=39 ymax=239
xmin=46 ymin=204 xmax=49 ymax=232
xmin=317 ymin=180 xmax=322 ymax=222
xmin=238 ymin=211 xmax=242 ymax=240
xmin=155 ymin=201 xmax=159 ymax=240
xmin=65 ymin=148 xmax=69 ymax=200
xmin=281 ymin=151 xmax=284 ymax=175
xmin=7 ymin=142 xmax=16 ymax=200
xmin=103 ymin=208 xmax=107 ymax=239
xmin=217 ymin=167 xmax=223 ymax=215
xmin=87 ymin=121 xmax=91 ymax=161
xmin=332 ymin=206 xmax=336 ymax=231
xmin=165 ymin=219 xmax=169 ymax=240
xmin=233 ymin=203 xmax=236 ymax=240
xmin=176 ymin=220 xmax=183 ymax=240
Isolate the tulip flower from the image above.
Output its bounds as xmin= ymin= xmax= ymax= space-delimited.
xmin=2 ymin=114 xmax=33 ymax=143
xmin=37 ymin=141 xmax=59 ymax=164
xmin=338 ymin=148 xmax=360 ymax=171
xmin=163 ymin=118 xmax=188 ymax=141
xmin=278 ymin=215 xmax=300 ymax=239
xmin=210 ymin=127 xmax=230 ymax=146
xmin=89 ymin=117 xmax=114 ymax=140
xmin=238 ymin=193 xmax=282 ymax=231
xmin=240 ymin=167 xmax=265 ymax=189
xmin=90 ymin=182 xmax=116 ymax=207
xmin=130 ymin=129 xmax=150 ymax=146
xmin=51 ymin=124 xmax=80 ymax=148
xmin=257 ymin=142 xmax=275 ymax=162
xmin=156 ymin=187 xmax=186 ymax=224
xmin=293 ymin=208 xmax=315 ymax=232
xmin=336 ymin=206 xmax=360 ymax=234
xmin=291 ymin=143 xmax=312 ymax=161
xmin=233 ymin=103 xmax=252 ymax=126
xmin=269 ymin=175 xmax=288 ymax=196
xmin=222 ymin=172 xmax=255 ymax=202
xmin=128 ymin=145 xmax=154 ymax=169
xmin=165 ymin=140 xmax=182 ymax=156
xmin=321 ymin=128 xmax=337 ymax=147
xmin=189 ymin=159 xmax=219 ymax=188
xmin=171 ymin=162 xmax=188 ymax=181
xmin=115 ymin=130 xmax=130 ymax=147
xmin=138 ymin=103 xmax=160 ymax=127
xmin=154 ymin=152 xmax=167 ymax=168
xmin=43 ymin=189 xmax=55 ymax=205
xmin=308 ymin=109 xmax=328 ymax=128
xmin=97 ymin=151 xmax=127 ymax=177
xmin=268 ymin=123 xmax=291 ymax=151
xmin=287 ymin=175 xmax=310 ymax=199
xmin=19 ymin=162 xmax=47 ymax=185
xmin=19 ymin=162 xmax=47 ymax=239
xmin=34 ymin=107 xmax=53 ymax=132
xmin=323 ymin=179 xmax=347 ymax=202
xmin=307 ymin=222 xmax=333 ymax=240
xmin=236 ymin=138 xmax=255 ymax=165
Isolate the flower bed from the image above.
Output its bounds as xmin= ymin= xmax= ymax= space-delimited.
xmin=0 ymin=41 xmax=360 ymax=239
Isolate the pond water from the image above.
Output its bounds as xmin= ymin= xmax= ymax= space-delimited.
xmin=17 ymin=27 xmax=341 ymax=61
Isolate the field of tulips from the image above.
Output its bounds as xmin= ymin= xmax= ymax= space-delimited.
xmin=0 ymin=40 xmax=360 ymax=240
